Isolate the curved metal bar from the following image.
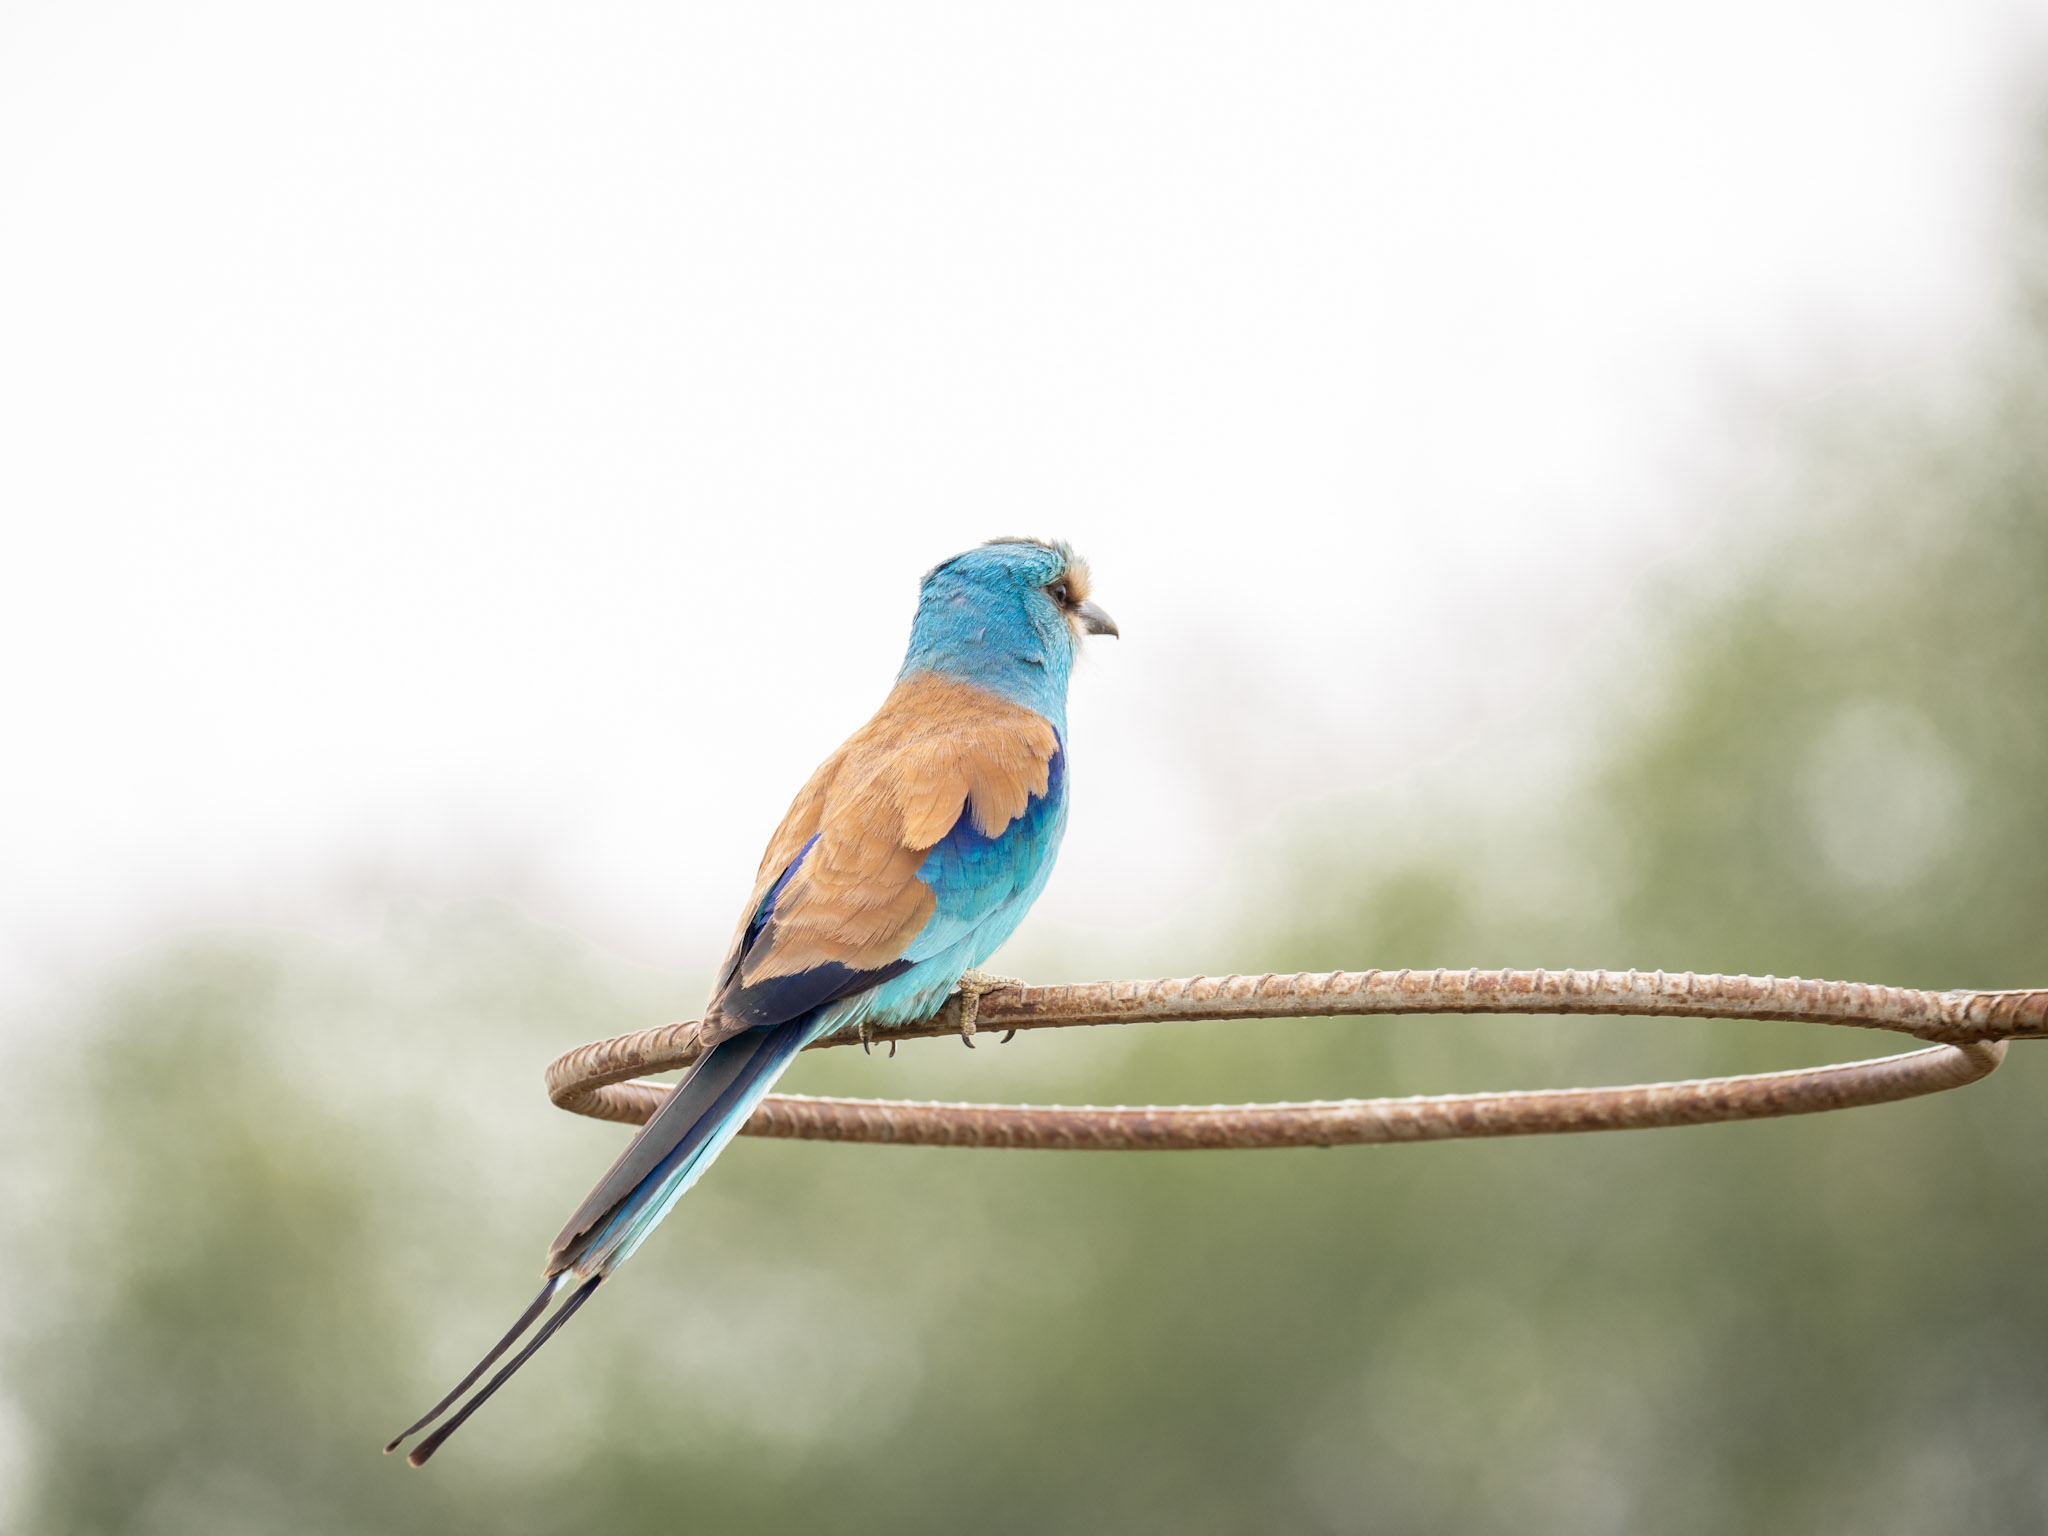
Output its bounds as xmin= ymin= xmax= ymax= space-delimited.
xmin=544 ymin=970 xmax=2046 ymax=1148
xmin=569 ymin=1042 xmax=2006 ymax=1147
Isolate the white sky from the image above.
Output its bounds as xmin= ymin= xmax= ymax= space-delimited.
xmin=4 ymin=0 xmax=2046 ymax=999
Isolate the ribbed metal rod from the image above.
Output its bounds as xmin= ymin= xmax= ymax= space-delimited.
xmin=544 ymin=970 xmax=2046 ymax=1149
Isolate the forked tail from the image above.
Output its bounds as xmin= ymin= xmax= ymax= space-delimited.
xmin=385 ymin=1018 xmax=814 ymax=1465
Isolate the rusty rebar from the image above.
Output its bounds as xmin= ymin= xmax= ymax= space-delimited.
xmin=545 ymin=969 xmax=2045 ymax=1148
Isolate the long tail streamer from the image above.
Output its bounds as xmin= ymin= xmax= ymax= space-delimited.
xmin=403 ymin=1277 xmax=605 ymax=1466
xmin=386 ymin=1018 xmax=816 ymax=1465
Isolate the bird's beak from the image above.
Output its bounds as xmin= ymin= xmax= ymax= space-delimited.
xmin=1074 ymin=600 xmax=1119 ymax=638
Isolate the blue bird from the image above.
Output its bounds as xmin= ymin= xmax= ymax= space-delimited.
xmin=388 ymin=537 xmax=1116 ymax=1464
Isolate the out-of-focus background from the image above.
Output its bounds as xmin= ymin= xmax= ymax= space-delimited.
xmin=6 ymin=3 xmax=2048 ymax=1530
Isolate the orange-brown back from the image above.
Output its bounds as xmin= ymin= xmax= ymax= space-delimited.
xmin=703 ymin=673 xmax=1059 ymax=1037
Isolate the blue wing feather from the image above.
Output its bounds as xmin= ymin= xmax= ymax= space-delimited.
xmin=906 ymin=745 xmax=1067 ymax=961
xmin=718 ymin=741 xmax=1069 ymax=1039
xmin=824 ymin=742 xmax=1068 ymax=1031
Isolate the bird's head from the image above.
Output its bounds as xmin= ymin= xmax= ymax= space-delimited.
xmin=901 ymin=537 xmax=1117 ymax=723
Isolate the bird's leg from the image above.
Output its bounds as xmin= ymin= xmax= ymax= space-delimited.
xmin=951 ymin=968 xmax=1020 ymax=1048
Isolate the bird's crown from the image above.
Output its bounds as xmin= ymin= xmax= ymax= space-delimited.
xmin=923 ymin=536 xmax=1090 ymax=602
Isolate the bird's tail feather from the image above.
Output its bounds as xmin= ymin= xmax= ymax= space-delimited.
xmin=548 ymin=1017 xmax=814 ymax=1279
xmin=401 ymin=1275 xmax=604 ymax=1466
xmin=382 ymin=1276 xmax=561 ymax=1455
xmin=385 ymin=1017 xmax=813 ymax=1466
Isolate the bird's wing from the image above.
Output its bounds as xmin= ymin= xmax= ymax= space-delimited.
xmin=706 ymin=672 xmax=1061 ymax=1037
xmin=540 ymin=676 xmax=1061 ymax=1269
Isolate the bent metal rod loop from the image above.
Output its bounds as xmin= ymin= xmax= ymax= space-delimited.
xmin=543 ymin=969 xmax=2046 ymax=1151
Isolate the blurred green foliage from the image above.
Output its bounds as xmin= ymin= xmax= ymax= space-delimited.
xmin=9 ymin=123 xmax=2048 ymax=1536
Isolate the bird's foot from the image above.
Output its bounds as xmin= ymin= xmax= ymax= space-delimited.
xmin=951 ymin=968 xmax=1020 ymax=1047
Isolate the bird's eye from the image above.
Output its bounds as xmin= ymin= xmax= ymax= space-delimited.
xmin=1049 ymin=580 xmax=1070 ymax=606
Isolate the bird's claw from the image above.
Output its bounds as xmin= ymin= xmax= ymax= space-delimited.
xmin=951 ymin=968 xmax=1020 ymax=1047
